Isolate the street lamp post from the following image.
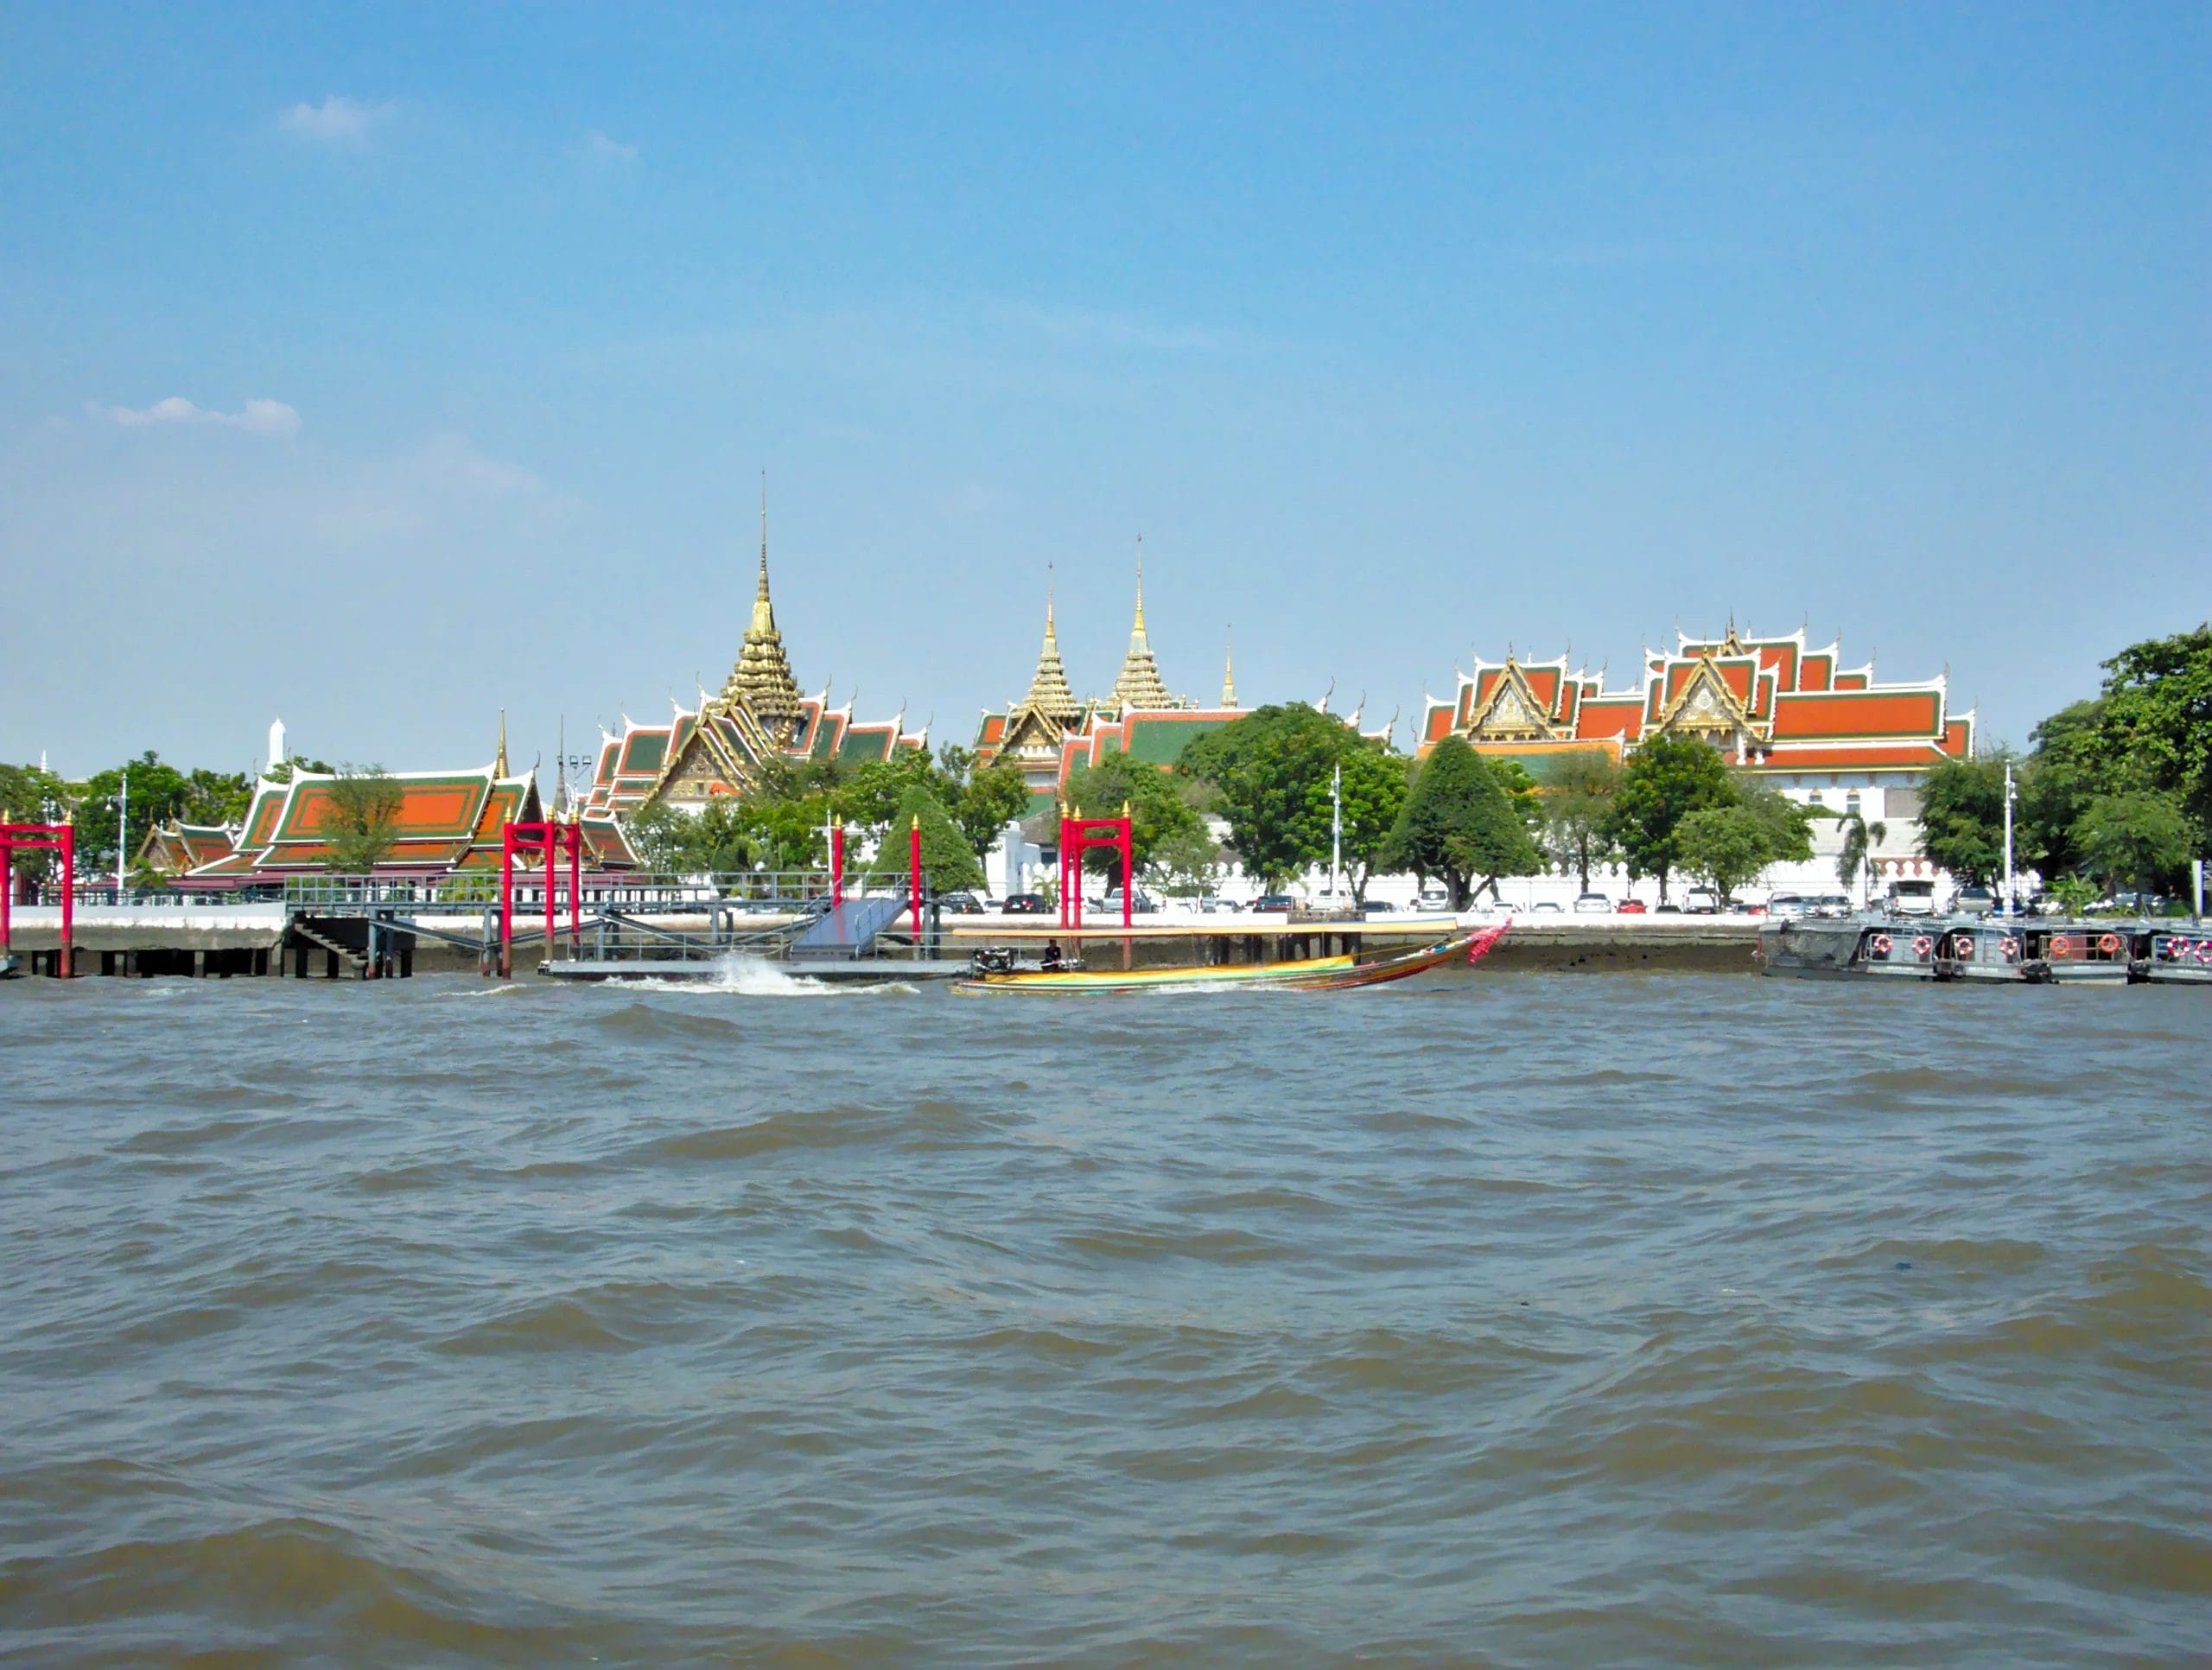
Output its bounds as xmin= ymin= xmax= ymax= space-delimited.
xmin=1330 ymin=764 xmax=1343 ymax=906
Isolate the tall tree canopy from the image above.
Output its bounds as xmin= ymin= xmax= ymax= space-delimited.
xmin=324 ymin=765 xmax=404 ymax=873
xmin=1539 ymin=749 xmax=1620 ymax=892
xmin=1916 ymin=755 xmax=2010 ymax=886
xmin=1061 ymin=753 xmax=1202 ymax=879
xmin=1177 ymin=703 xmax=1407 ymax=893
xmin=867 ymin=785 xmax=986 ymax=892
xmin=1599 ymin=735 xmax=1733 ymax=901
xmin=1380 ymin=736 xmax=1541 ymax=907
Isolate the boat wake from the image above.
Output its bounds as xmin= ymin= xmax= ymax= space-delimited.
xmin=607 ymin=956 xmax=918 ymax=998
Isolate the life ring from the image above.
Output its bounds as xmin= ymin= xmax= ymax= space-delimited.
xmin=1911 ymin=936 xmax=1933 ymax=957
xmin=1999 ymin=937 xmax=2019 ymax=959
xmin=1954 ymin=932 xmax=1977 ymax=956
xmin=2197 ymin=941 xmax=2212 ymax=967
xmin=1871 ymin=932 xmax=1893 ymax=956
xmin=2097 ymin=933 xmax=2121 ymax=956
xmin=2049 ymin=934 xmax=2073 ymax=958
xmin=2163 ymin=937 xmax=2190 ymax=960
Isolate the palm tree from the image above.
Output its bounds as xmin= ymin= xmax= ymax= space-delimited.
xmin=1837 ymin=812 xmax=1889 ymax=905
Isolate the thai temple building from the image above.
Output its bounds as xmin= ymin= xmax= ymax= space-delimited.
xmin=975 ymin=550 xmax=1255 ymax=812
xmin=1418 ymin=621 xmax=1972 ymax=891
xmin=578 ymin=499 xmax=926 ymax=822
xmin=164 ymin=721 xmax=555 ymax=884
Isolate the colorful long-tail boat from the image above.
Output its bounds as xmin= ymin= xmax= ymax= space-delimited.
xmin=950 ymin=920 xmax=1510 ymax=996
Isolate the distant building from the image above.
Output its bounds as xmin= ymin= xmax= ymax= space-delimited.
xmin=178 ymin=722 xmax=550 ymax=883
xmin=1420 ymin=621 xmax=1972 ymax=883
xmin=579 ymin=503 xmax=925 ymax=822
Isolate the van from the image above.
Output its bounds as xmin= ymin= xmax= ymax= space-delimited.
xmin=1885 ymin=879 xmax=1938 ymax=917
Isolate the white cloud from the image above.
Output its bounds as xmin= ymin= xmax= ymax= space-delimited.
xmin=583 ymin=128 xmax=639 ymax=165
xmin=278 ymin=96 xmax=393 ymax=145
xmin=87 ymin=397 xmax=302 ymax=438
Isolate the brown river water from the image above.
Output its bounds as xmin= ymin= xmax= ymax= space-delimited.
xmin=2 ymin=967 xmax=2207 ymax=1667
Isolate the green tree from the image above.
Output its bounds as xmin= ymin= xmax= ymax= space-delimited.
xmin=867 ymin=786 xmax=985 ymax=892
xmin=0 ymin=761 xmax=73 ymax=886
xmin=836 ymin=751 xmax=949 ymax=834
xmin=953 ymin=759 xmax=1033 ymax=860
xmin=1600 ymin=735 xmax=1733 ymax=902
xmin=2074 ymin=789 xmax=2194 ymax=898
xmin=2020 ymin=700 xmax=2106 ymax=877
xmin=622 ymin=799 xmax=755 ymax=872
xmin=1836 ymin=811 xmax=1888 ymax=900
xmin=1735 ymin=778 xmax=1820 ymax=868
xmin=1178 ymin=703 xmax=1405 ymax=892
xmin=739 ymin=795 xmax=831 ymax=873
xmin=1673 ymin=805 xmax=1772 ymax=903
xmin=1540 ymin=749 xmax=1621 ymax=892
xmin=324 ymin=765 xmax=405 ymax=873
xmin=75 ymin=752 xmax=194 ymax=867
xmin=2094 ymin=625 xmax=2212 ymax=847
xmin=1916 ymin=755 xmax=2010 ymax=885
xmin=1380 ymin=736 xmax=1541 ymax=907
xmin=1063 ymin=753 xmax=1202 ymax=879
xmin=1147 ymin=822 xmax=1227 ymax=898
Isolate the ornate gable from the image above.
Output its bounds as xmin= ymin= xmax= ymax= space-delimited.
xmin=1467 ymin=659 xmax=1560 ymax=742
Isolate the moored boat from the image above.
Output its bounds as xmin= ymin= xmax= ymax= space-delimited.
xmin=950 ymin=921 xmax=1509 ymax=995
xmin=2140 ymin=928 xmax=2212 ymax=985
xmin=1758 ymin=917 xmax=2050 ymax=982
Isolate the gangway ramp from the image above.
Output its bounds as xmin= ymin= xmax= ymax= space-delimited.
xmin=791 ymin=896 xmax=907 ymax=960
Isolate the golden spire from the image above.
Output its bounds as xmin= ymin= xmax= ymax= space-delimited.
xmin=1110 ymin=535 xmax=1176 ymax=710
xmin=722 ymin=470 xmax=806 ymax=736
xmin=1221 ymin=624 xmax=1238 ymax=708
xmin=496 ymin=708 xmax=508 ymax=777
xmin=1017 ymin=567 xmax=1082 ymax=725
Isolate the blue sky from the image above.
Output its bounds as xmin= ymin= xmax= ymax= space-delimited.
xmin=3 ymin=3 xmax=2205 ymax=778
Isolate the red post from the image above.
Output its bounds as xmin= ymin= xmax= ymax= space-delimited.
xmin=58 ymin=825 xmax=72 ymax=979
xmin=499 ymin=825 xmax=515 ymax=979
xmin=543 ymin=823 xmax=556 ymax=965
xmin=909 ymin=815 xmax=923 ymax=940
xmin=569 ymin=823 xmax=582 ymax=959
xmin=1 ymin=835 xmax=10 ymax=962
xmin=1122 ymin=829 xmax=1133 ymax=930
xmin=832 ymin=819 xmax=845 ymax=908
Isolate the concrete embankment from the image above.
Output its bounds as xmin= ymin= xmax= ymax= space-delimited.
xmin=1478 ymin=918 xmax=1761 ymax=973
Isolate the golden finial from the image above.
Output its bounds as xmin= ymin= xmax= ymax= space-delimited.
xmin=1121 ymin=799 xmax=1131 ymax=819
xmin=1222 ymin=623 xmax=1237 ymax=708
xmin=495 ymin=708 xmax=508 ymax=777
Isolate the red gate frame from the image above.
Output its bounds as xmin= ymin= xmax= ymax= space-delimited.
xmin=499 ymin=821 xmax=583 ymax=978
xmin=1 ymin=822 xmax=75 ymax=978
xmin=1058 ymin=805 xmax=1133 ymax=930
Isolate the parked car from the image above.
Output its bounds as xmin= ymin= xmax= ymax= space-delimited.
xmin=1531 ymin=899 xmax=1564 ymax=914
xmin=1954 ymin=885 xmax=1995 ymax=916
xmin=1408 ymin=886 xmax=1451 ymax=912
xmin=1681 ymin=887 xmax=1720 ymax=915
xmin=1098 ymin=887 xmax=1158 ymax=915
xmin=1617 ymin=898 xmax=1648 ymax=915
xmin=1653 ymin=904 xmax=1681 ymax=914
xmin=1572 ymin=892 xmax=1611 ymax=914
xmin=1252 ymin=893 xmax=1298 ymax=913
xmin=1358 ymin=898 xmax=1395 ymax=914
xmin=1767 ymin=892 xmax=1813 ymax=920
xmin=1812 ymin=893 xmax=1853 ymax=918
xmin=1885 ymin=879 xmax=1938 ymax=917
xmin=1001 ymin=892 xmax=1050 ymax=916
xmin=1726 ymin=899 xmax=1765 ymax=916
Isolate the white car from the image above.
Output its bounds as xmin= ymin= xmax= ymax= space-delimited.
xmin=1885 ymin=879 xmax=1937 ymax=917
xmin=1681 ymin=887 xmax=1721 ymax=915
xmin=1572 ymin=892 xmax=1611 ymax=914
xmin=1408 ymin=887 xmax=1452 ymax=912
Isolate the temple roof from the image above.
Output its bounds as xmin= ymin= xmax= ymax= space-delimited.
xmin=721 ymin=486 xmax=806 ymax=737
xmin=1109 ymin=543 xmax=1179 ymax=710
xmin=1018 ymin=585 xmax=1083 ymax=725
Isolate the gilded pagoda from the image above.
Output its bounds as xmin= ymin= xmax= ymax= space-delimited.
xmin=579 ymin=492 xmax=925 ymax=821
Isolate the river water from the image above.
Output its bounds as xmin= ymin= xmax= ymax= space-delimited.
xmin=2 ymin=967 xmax=2206 ymax=1667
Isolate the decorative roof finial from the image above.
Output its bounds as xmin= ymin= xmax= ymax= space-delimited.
xmin=1221 ymin=623 xmax=1237 ymax=708
xmin=1109 ymin=535 xmax=1176 ymax=710
xmin=496 ymin=708 xmax=508 ymax=777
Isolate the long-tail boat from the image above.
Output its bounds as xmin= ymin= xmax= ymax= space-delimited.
xmin=950 ymin=920 xmax=1510 ymax=996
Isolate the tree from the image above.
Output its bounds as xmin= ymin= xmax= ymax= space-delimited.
xmin=1540 ymin=749 xmax=1620 ymax=892
xmin=1380 ymin=736 xmax=1541 ymax=907
xmin=835 ymin=751 xmax=949 ymax=835
xmin=324 ymin=765 xmax=405 ymax=873
xmin=1177 ymin=704 xmax=1407 ymax=892
xmin=1600 ymin=735 xmax=1733 ymax=902
xmin=1836 ymin=811 xmax=1888 ymax=901
xmin=954 ymin=759 xmax=1033 ymax=860
xmin=1147 ymin=822 xmax=1227 ymax=899
xmin=867 ymin=786 xmax=985 ymax=892
xmin=1734 ymin=778 xmax=1819 ymax=868
xmin=2020 ymin=700 xmax=2106 ymax=878
xmin=2094 ymin=625 xmax=2212 ymax=848
xmin=0 ymin=761 xmax=73 ymax=887
xmin=2074 ymin=790 xmax=2193 ymax=898
xmin=1674 ymin=805 xmax=1771 ymax=903
xmin=1916 ymin=755 xmax=2009 ymax=885
xmin=1062 ymin=754 xmax=1201 ymax=879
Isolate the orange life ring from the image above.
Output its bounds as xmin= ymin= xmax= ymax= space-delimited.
xmin=1870 ymin=932 xmax=1892 ymax=955
xmin=2098 ymin=933 xmax=2120 ymax=956
xmin=1954 ymin=931 xmax=1977 ymax=956
xmin=2049 ymin=934 xmax=2073 ymax=958
xmin=1911 ymin=936 xmax=1933 ymax=957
